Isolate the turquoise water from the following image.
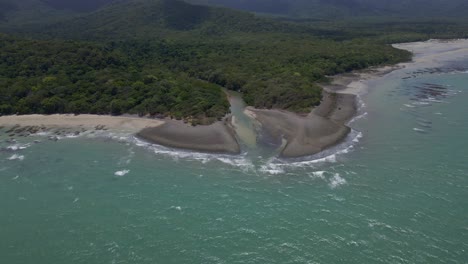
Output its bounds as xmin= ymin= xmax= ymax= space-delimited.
xmin=1 ymin=56 xmax=467 ymax=263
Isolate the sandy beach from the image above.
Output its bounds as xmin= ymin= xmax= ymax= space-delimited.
xmin=393 ymin=39 xmax=468 ymax=67
xmin=0 ymin=114 xmax=165 ymax=132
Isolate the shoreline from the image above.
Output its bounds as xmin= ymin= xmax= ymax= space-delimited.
xmin=0 ymin=113 xmax=241 ymax=155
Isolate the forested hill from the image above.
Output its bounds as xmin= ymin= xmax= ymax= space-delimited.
xmin=187 ymin=0 xmax=468 ymax=19
xmin=18 ymin=0 xmax=323 ymax=40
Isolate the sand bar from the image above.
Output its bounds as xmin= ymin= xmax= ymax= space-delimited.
xmin=137 ymin=118 xmax=240 ymax=154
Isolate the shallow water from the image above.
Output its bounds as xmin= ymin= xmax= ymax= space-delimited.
xmin=1 ymin=44 xmax=467 ymax=263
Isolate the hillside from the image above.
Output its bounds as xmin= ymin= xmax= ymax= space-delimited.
xmin=187 ymin=0 xmax=468 ymax=19
xmin=25 ymin=0 xmax=321 ymax=40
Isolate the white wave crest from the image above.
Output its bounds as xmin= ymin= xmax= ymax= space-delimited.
xmin=8 ymin=154 xmax=25 ymax=161
xmin=349 ymin=111 xmax=368 ymax=124
xmin=329 ymin=173 xmax=347 ymax=188
xmin=114 ymin=170 xmax=130 ymax=177
xmin=33 ymin=131 xmax=52 ymax=136
xmin=259 ymin=161 xmax=285 ymax=175
xmin=6 ymin=143 xmax=31 ymax=151
xmin=413 ymin=128 xmax=426 ymax=133
xmin=132 ymin=136 xmax=255 ymax=171
xmin=412 ymin=101 xmax=431 ymax=106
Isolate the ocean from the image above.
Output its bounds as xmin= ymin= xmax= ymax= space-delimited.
xmin=1 ymin=41 xmax=467 ymax=263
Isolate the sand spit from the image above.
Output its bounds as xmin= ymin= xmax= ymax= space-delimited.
xmin=246 ymin=65 xmax=399 ymax=158
xmin=137 ymin=118 xmax=240 ymax=155
xmin=0 ymin=114 xmax=164 ymax=132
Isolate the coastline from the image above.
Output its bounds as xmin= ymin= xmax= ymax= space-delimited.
xmin=0 ymin=67 xmax=401 ymax=157
xmin=3 ymin=40 xmax=466 ymax=157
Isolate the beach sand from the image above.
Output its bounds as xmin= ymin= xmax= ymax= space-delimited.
xmin=137 ymin=118 xmax=240 ymax=154
xmin=0 ymin=114 xmax=164 ymax=132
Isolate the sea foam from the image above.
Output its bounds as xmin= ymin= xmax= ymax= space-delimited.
xmin=132 ymin=136 xmax=255 ymax=171
xmin=310 ymin=171 xmax=326 ymax=179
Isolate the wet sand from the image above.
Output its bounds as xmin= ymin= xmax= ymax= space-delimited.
xmin=137 ymin=118 xmax=240 ymax=154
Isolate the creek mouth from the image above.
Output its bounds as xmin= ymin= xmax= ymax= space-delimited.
xmin=136 ymin=77 xmax=367 ymax=158
xmin=227 ymin=89 xmax=357 ymax=159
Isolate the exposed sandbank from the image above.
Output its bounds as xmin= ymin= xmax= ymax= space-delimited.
xmin=137 ymin=118 xmax=240 ymax=154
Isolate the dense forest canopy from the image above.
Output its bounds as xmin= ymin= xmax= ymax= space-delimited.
xmin=0 ymin=0 xmax=467 ymax=123
xmin=0 ymin=34 xmax=230 ymax=123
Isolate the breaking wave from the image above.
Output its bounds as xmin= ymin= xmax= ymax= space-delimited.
xmin=8 ymin=154 xmax=25 ymax=161
xmin=114 ymin=170 xmax=130 ymax=177
xmin=19 ymin=119 xmax=363 ymax=176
